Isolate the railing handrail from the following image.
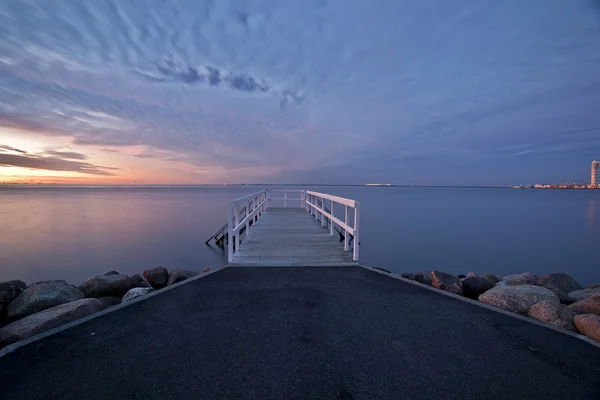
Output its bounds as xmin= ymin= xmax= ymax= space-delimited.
xmin=229 ymin=189 xmax=268 ymax=205
xmin=306 ymin=190 xmax=357 ymax=207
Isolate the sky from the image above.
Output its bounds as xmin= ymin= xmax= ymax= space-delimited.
xmin=1 ymin=0 xmax=600 ymax=185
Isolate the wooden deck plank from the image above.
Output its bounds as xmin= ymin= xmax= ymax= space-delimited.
xmin=231 ymin=207 xmax=355 ymax=265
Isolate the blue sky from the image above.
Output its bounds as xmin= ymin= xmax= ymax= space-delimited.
xmin=1 ymin=0 xmax=600 ymax=185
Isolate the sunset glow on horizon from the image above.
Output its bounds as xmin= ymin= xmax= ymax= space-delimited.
xmin=2 ymin=1 xmax=600 ymax=185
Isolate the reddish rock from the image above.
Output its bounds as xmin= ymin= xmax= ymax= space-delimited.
xmin=501 ymin=272 xmax=538 ymax=284
xmin=143 ymin=267 xmax=169 ymax=289
xmin=202 ymin=266 xmax=213 ymax=273
xmin=430 ymin=271 xmax=462 ymax=295
xmin=569 ymin=294 xmax=600 ymax=316
xmin=527 ymin=300 xmax=575 ymax=331
xmin=479 ymin=285 xmax=559 ymax=314
xmin=536 ymin=273 xmax=583 ymax=294
xmin=573 ymin=314 xmax=600 ymax=342
xmin=569 ymin=288 xmax=600 ymax=302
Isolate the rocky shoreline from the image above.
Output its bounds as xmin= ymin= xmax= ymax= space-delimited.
xmin=0 ymin=266 xmax=212 ymax=349
xmin=398 ymin=270 xmax=600 ymax=343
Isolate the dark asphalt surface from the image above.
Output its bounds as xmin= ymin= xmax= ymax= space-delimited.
xmin=1 ymin=267 xmax=600 ymax=399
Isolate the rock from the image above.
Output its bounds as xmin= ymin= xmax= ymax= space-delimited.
xmin=104 ymin=270 xmax=120 ymax=276
xmin=0 ymin=298 xmax=102 ymax=348
xmin=479 ymin=274 xmax=500 ymax=286
xmin=457 ymin=274 xmax=466 ymax=279
xmin=0 ymin=304 xmax=5 ymax=326
xmin=569 ymin=288 xmax=600 ymax=302
xmin=8 ymin=280 xmax=27 ymax=290
xmin=574 ymin=314 xmax=600 ymax=342
xmin=462 ymin=277 xmax=494 ymax=300
xmin=143 ymin=267 xmax=169 ymax=289
xmin=167 ymin=269 xmax=199 ymax=286
xmin=400 ymin=272 xmax=415 ymax=280
xmin=466 ymin=272 xmax=478 ymax=278
xmin=536 ymin=273 xmax=583 ymax=294
xmin=129 ymin=274 xmax=152 ymax=288
xmin=0 ymin=282 xmax=23 ymax=306
xmin=585 ymin=283 xmax=600 ymax=289
xmin=544 ymin=285 xmax=575 ymax=305
xmin=7 ymin=281 xmax=84 ymax=321
xmin=413 ymin=270 xmax=432 ymax=286
xmin=479 ymin=285 xmax=559 ymax=314
xmin=97 ymin=296 xmax=123 ymax=309
xmin=122 ymin=287 xmax=155 ymax=303
xmin=495 ymin=280 xmax=528 ymax=287
xmin=430 ymin=271 xmax=462 ymax=295
xmin=501 ymin=272 xmax=538 ymax=284
xmin=569 ymin=294 xmax=600 ymax=315
xmin=77 ymin=274 xmax=148 ymax=298
xmin=527 ymin=300 xmax=575 ymax=330
xmin=202 ymin=266 xmax=213 ymax=273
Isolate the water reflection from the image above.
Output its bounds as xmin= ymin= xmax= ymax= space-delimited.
xmin=588 ymin=200 xmax=596 ymax=232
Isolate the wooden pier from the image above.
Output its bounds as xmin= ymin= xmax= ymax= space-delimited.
xmin=225 ymin=189 xmax=360 ymax=266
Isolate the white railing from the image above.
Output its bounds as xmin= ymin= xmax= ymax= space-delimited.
xmin=227 ymin=189 xmax=268 ymax=262
xmin=227 ymin=188 xmax=360 ymax=263
xmin=305 ymin=190 xmax=360 ymax=261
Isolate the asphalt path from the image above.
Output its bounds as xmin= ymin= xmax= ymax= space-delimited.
xmin=1 ymin=266 xmax=600 ymax=399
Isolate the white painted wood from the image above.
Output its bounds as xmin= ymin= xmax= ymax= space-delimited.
xmin=353 ymin=202 xmax=360 ymax=260
xmin=227 ymin=204 xmax=234 ymax=262
xmin=306 ymin=190 xmax=356 ymax=207
xmin=344 ymin=205 xmax=350 ymax=251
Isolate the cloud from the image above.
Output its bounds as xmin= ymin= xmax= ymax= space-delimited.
xmin=0 ymin=152 xmax=120 ymax=176
xmin=0 ymin=145 xmax=26 ymax=154
xmin=43 ymin=150 xmax=87 ymax=160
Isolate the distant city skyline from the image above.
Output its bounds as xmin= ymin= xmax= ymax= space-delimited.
xmin=1 ymin=1 xmax=600 ymax=185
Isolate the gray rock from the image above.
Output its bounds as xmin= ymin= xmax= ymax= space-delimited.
xmin=430 ymin=271 xmax=462 ymax=295
xmin=457 ymin=274 xmax=466 ymax=279
xmin=97 ymin=296 xmax=123 ymax=309
xmin=0 ymin=304 xmax=5 ymax=326
xmin=527 ymin=300 xmax=575 ymax=331
xmin=544 ymin=285 xmax=575 ymax=305
xmin=536 ymin=273 xmax=583 ymax=294
xmin=479 ymin=274 xmax=500 ymax=286
xmin=128 ymin=274 xmax=152 ymax=288
xmin=501 ymin=272 xmax=538 ymax=284
xmin=495 ymin=280 xmax=528 ymax=287
xmin=413 ymin=271 xmax=432 ymax=286
xmin=569 ymin=288 xmax=600 ymax=302
xmin=167 ymin=269 xmax=200 ymax=286
xmin=121 ymin=287 xmax=155 ymax=303
xmin=573 ymin=314 xmax=600 ymax=342
xmin=8 ymin=280 xmax=27 ymax=290
xmin=462 ymin=277 xmax=494 ymax=300
xmin=479 ymin=285 xmax=559 ymax=314
xmin=400 ymin=273 xmax=415 ymax=280
xmin=0 ymin=298 xmax=102 ymax=348
xmin=77 ymin=274 xmax=147 ymax=298
xmin=143 ymin=267 xmax=169 ymax=289
xmin=466 ymin=272 xmax=478 ymax=278
xmin=0 ymin=282 xmax=23 ymax=306
xmin=104 ymin=270 xmax=120 ymax=276
xmin=569 ymin=294 xmax=600 ymax=315
xmin=585 ymin=283 xmax=600 ymax=289
xmin=7 ymin=281 xmax=84 ymax=321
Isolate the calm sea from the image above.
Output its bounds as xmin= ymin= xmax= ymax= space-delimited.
xmin=1 ymin=185 xmax=599 ymax=285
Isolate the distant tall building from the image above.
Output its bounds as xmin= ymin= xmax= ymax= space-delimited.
xmin=592 ymin=161 xmax=599 ymax=186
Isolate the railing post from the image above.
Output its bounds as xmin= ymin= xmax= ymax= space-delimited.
xmin=330 ymin=200 xmax=335 ymax=235
xmin=245 ymin=200 xmax=250 ymax=233
xmin=234 ymin=203 xmax=240 ymax=252
xmin=353 ymin=202 xmax=360 ymax=261
xmin=344 ymin=205 xmax=350 ymax=251
xmin=227 ymin=204 xmax=234 ymax=262
xmin=321 ymin=196 xmax=326 ymax=227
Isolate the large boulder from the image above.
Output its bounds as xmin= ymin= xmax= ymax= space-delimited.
xmin=536 ymin=273 xmax=583 ymax=294
xmin=544 ymin=285 xmax=575 ymax=305
xmin=501 ymin=272 xmax=538 ymax=284
xmin=77 ymin=274 xmax=148 ymax=298
xmin=413 ymin=271 xmax=432 ymax=286
xmin=569 ymin=294 xmax=600 ymax=316
xmin=0 ymin=282 xmax=23 ymax=306
xmin=129 ymin=274 xmax=152 ymax=288
xmin=0 ymin=298 xmax=102 ymax=348
xmin=104 ymin=270 xmax=120 ymax=276
xmin=462 ymin=277 xmax=494 ymax=300
xmin=495 ymin=280 xmax=528 ymax=287
xmin=479 ymin=285 xmax=559 ymax=314
xmin=143 ymin=267 xmax=169 ymax=289
xmin=122 ymin=287 xmax=155 ymax=303
xmin=167 ymin=269 xmax=200 ymax=286
xmin=569 ymin=288 xmax=600 ymax=302
xmin=7 ymin=281 xmax=84 ymax=321
xmin=8 ymin=280 xmax=27 ymax=291
xmin=585 ymin=283 xmax=600 ymax=289
xmin=527 ymin=300 xmax=575 ymax=331
xmin=573 ymin=314 xmax=600 ymax=342
xmin=97 ymin=296 xmax=123 ymax=309
xmin=400 ymin=273 xmax=415 ymax=280
xmin=479 ymin=274 xmax=500 ymax=286
xmin=0 ymin=304 xmax=5 ymax=326
xmin=430 ymin=271 xmax=462 ymax=295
